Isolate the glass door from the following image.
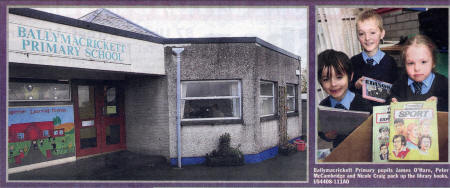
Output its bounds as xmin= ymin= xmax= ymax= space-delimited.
xmin=101 ymin=85 xmax=126 ymax=151
xmin=74 ymin=83 xmax=125 ymax=157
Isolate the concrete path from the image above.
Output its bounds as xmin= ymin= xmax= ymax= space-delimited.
xmin=9 ymin=150 xmax=307 ymax=181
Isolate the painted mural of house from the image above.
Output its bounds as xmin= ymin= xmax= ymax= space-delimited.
xmin=8 ymin=121 xmax=55 ymax=143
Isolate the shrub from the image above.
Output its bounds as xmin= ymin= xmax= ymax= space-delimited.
xmin=205 ymin=133 xmax=244 ymax=166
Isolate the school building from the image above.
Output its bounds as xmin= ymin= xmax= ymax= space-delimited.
xmin=7 ymin=8 xmax=303 ymax=173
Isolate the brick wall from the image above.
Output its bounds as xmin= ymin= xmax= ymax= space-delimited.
xmin=124 ymin=76 xmax=170 ymax=158
xmin=382 ymin=9 xmax=420 ymax=42
xmin=381 ymin=9 xmax=421 ymax=67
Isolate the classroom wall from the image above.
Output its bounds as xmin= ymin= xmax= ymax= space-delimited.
xmin=164 ymin=42 xmax=302 ymax=158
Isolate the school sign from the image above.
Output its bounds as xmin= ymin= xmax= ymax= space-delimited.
xmin=8 ymin=14 xmax=165 ymax=75
xmin=17 ymin=25 xmax=127 ymax=63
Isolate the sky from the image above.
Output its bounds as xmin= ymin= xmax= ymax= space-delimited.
xmin=34 ymin=7 xmax=308 ymax=70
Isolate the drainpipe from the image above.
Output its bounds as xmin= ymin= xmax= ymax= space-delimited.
xmin=172 ymin=47 xmax=184 ymax=168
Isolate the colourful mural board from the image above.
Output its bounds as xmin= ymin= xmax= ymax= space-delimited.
xmin=8 ymin=105 xmax=76 ymax=168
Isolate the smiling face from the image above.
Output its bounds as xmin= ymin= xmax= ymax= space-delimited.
xmin=405 ymin=44 xmax=434 ymax=82
xmin=320 ymin=66 xmax=349 ymax=102
xmin=357 ymin=18 xmax=385 ymax=57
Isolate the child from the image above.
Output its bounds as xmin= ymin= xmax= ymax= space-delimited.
xmin=317 ymin=49 xmax=372 ymax=148
xmin=390 ymin=34 xmax=449 ymax=112
xmin=350 ymin=9 xmax=398 ymax=104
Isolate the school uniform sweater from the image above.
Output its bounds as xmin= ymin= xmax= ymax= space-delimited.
xmin=319 ymin=93 xmax=373 ymax=113
xmin=318 ymin=93 xmax=372 ymax=148
xmin=350 ymin=53 xmax=398 ymax=96
xmin=390 ymin=72 xmax=448 ymax=112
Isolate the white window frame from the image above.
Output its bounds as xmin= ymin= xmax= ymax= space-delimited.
xmin=181 ymin=80 xmax=242 ymax=121
xmin=286 ymin=84 xmax=296 ymax=113
xmin=260 ymin=81 xmax=276 ymax=117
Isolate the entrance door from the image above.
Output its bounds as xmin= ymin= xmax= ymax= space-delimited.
xmin=74 ymin=82 xmax=126 ymax=157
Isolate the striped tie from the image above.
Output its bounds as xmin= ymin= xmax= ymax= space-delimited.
xmin=413 ymin=82 xmax=422 ymax=95
xmin=335 ymin=103 xmax=346 ymax=110
xmin=366 ymin=58 xmax=375 ymax=66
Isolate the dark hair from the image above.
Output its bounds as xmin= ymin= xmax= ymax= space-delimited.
xmin=379 ymin=126 xmax=389 ymax=133
xmin=394 ymin=118 xmax=404 ymax=124
xmin=379 ymin=142 xmax=388 ymax=150
xmin=317 ymin=49 xmax=352 ymax=85
xmin=418 ymin=135 xmax=432 ymax=149
xmin=393 ymin=134 xmax=406 ymax=146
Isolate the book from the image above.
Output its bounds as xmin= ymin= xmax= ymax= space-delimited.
xmin=317 ymin=148 xmax=331 ymax=161
xmin=388 ymin=100 xmax=439 ymax=161
xmin=318 ymin=105 xmax=370 ymax=135
xmin=362 ymin=76 xmax=392 ymax=103
xmin=372 ymin=105 xmax=390 ymax=162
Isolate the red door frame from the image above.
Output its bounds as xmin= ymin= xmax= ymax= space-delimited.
xmin=73 ymin=81 xmax=126 ymax=157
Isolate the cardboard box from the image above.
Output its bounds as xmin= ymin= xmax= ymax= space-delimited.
xmin=323 ymin=112 xmax=448 ymax=162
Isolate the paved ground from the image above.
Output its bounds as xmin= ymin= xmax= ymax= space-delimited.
xmin=9 ymin=99 xmax=309 ymax=182
xmin=8 ymin=150 xmax=307 ymax=181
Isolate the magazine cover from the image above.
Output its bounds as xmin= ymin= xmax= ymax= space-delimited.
xmin=318 ymin=105 xmax=370 ymax=135
xmin=388 ymin=101 xmax=439 ymax=161
xmin=372 ymin=105 xmax=390 ymax=162
xmin=362 ymin=76 xmax=392 ymax=103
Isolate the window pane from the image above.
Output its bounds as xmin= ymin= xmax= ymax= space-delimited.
xmin=80 ymin=126 xmax=97 ymax=149
xmin=9 ymin=82 xmax=70 ymax=101
xmin=287 ymin=84 xmax=296 ymax=112
xmin=106 ymin=124 xmax=120 ymax=145
xmin=287 ymin=85 xmax=295 ymax=96
xmin=287 ymin=97 xmax=295 ymax=111
xmin=183 ymin=81 xmax=238 ymax=97
xmin=105 ymin=87 xmax=117 ymax=115
xmin=261 ymin=97 xmax=274 ymax=115
xmin=78 ymin=86 xmax=95 ymax=120
xmin=183 ymin=98 xmax=240 ymax=119
xmin=260 ymin=82 xmax=274 ymax=96
xmin=181 ymin=80 xmax=241 ymax=120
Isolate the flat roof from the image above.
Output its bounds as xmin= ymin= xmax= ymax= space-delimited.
xmin=9 ymin=8 xmax=300 ymax=60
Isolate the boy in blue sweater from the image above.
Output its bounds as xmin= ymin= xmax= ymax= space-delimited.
xmin=350 ymin=9 xmax=398 ymax=105
xmin=318 ymin=49 xmax=372 ymax=148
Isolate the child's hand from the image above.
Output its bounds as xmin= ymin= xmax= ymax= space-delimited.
xmin=391 ymin=98 xmax=398 ymax=103
xmin=426 ymin=96 xmax=438 ymax=102
xmin=325 ymin=130 xmax=337 ymax=140
xmin=355 ymin=77 xmax=364 ymax=89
